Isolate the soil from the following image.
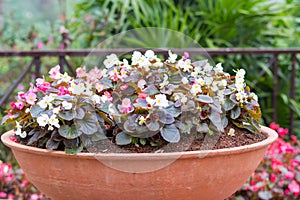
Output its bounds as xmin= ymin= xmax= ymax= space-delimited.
xmin=86 ymin=123 xmax=267 ymax=154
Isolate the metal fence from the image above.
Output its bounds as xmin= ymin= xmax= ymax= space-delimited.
xmin=0 ymin=48 xmax=299 ymax=134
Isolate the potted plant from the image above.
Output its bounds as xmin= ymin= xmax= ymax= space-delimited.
xmin=1 ymin=50 xmax=277 ymax=200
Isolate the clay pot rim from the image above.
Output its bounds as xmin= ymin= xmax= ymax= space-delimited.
xmin=1 ymin=126 xmax=277 ymax=160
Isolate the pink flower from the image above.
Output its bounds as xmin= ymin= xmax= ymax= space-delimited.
xmin=278 ymin=127 xmax=289 ymax=137
xmin=0 ymin=192 xmax=6 ymax=198
xmin=36 ymin=78 xmax=50 ymax=92
xmin=76 ymin=66 xmax=86 ymax=78
xmin=14 ymin=101 xmax=24 ymax=110
xmin=288 ymin=180 xmax=300 ymax=196
xmin=17 ymin=84 xmax=24 ymax=90
xmin=120 ymin=84 xmax=128 ymax=91
xmin=291 ymin=135 xmax=298 ymax=143
xmin=22 ymin=180 xmax=29 ymax=186
xmin=270 ymin=122 xmax=279 ymax=130
xmin=25 ymin=92 xmax=37 ymax=105
xmin=104 ymin=91 xmax=113 ymax=102
xmin=18 ymin=91 xmax=26 ymax=100
xmin=48 ymin=36 xmax=53 ymax=43
xmin=58 ymin=86 xmax=70 ymax=96
xmin=9 ymin=136 xmax=18 ymax=143
xmin=183 ymin=52 xmax=189 ymax=61
xmin=284 ymin=171 xmax=295 ymax=180
xmin=37 ymin=41 xmax=44 ymax=49
xmin=138 ymin=92 xmax=147 ymax=99
xmin=88 ymin=67 xmax=102 ymax=82
xmin=119 ymin=98 xmax=133 ymax=114
xmin=270 ymin=173 xmax=277 ymax=182
xmin=95 ymin=82 xmax=104 ymax=92
xmin=10 ymin=102 xmax=16 ymax=109
xmin=30 ymin=194 xmax=39 ymax=200
xmin=49 ymin=65 xmax=61 ymax=79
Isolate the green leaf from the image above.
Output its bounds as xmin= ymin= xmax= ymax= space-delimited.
xmin=230 ymin=107 xmax=241 ymax=119
xmin=196 ymin=95 xmax=214 ymax=103
xmin=164 ymin=106 xmax=181 ymax=117
xmin=30 ymin=105 xmax=45 ymax=118
xmin=161 ymin=124 xmax=180 ymax=143
xmin=74 ymin=108 xmax=85 ymax=119
xmin=58 ymin=110 xmax=75 ymax=121
xmin=157 ymin=111 xmax=175 ymax=124
xmin=224 ymin=99 xmax=236 ymax=111
xmin=208 ymin=110 xmax=224 ymax=132
xmin=115 ymin=131 xmax=132 ymax=145
xmin=146 ymin=119 xmax=160 ymax=132
xmin=140 ymin=138 xmax=146 ymax=145
xmin=46 ymin=138 xmax=60 ymax=150
xmin=197 ymin=123 xmax=209 ymax=133
xmin=55 ymin=95 xmax=74 ymax=101
xmin=91 ymin=128 xmax=107 ymax=141
xmin=75 ymin=113 xmax=99 ymax=135
xmin=65 ymin=143 xmax=84 ymax=154
xmin=27 ymin=131 xmax=40 ymax=145
xmin=143 ymin=84 xmax=159 ymax=95
xmin=58 ymin=124 xmax=82 ymax=139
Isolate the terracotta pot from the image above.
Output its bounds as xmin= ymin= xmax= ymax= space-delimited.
xmin=1 ymin=126 xmax=277 ymax=200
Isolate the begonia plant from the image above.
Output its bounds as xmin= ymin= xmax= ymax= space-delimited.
xmin=1 ymin=50 xmax=261 ymax=153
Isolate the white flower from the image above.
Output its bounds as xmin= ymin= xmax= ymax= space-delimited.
xmin=59 ymin=72 xmax=72 ymax=83
xmin=138 ymin=56 xmax=151 ymax=70
xmin=49 ymin=115 xmax=60 ymax=128
xmin=132 ymin=51 xmax=142 ymax=65
xmin=236 ymin=69 xmax=246 ymax=79
xmin=25 ymin=108 xmax=30 ymax=113
xmin=37 ymin=114 xmax=49 ymax=127
xmin=178 ymin=59 xmax=193 ymax=72
xmin=159 ymin=74 xmax=169 ymax=88
xmin=191 ymin=84 xmax=202 ymax=95
xmin=145 ymin=50 xmax=156 ymax=60
xmin=214 ymin=63 xmax=223 ymax=73
xmin=38 ymin=95 xmax=55 ymax=109
xmin=48 ymin=126 xmax=54 ymax=131
xmin=203 ymin=63 xmax=213 ymax=72
xmin=91 ymin=95 xmax=101 ymax=104
xmin=173 ymin=93 xmax=188 ymax=103
xmin=152 ymin=59 xmax=163 ymax=67
xmin=53 ymin=106 xmax=61 ymax=114
xmin=73 ymin=83 xmax=85 ymax=95
xmin=15 ymin=121 xmax=22 ymax=136
xmin=195 ymin=78 xmax=205 ymax=86
xmin=102 ymin=69 xmax=108 ymax=77
xmin=20 ymin=131 xmax=27 ymax=138
xmin=155 ymin=94 xmax=169 ymax=107
xmin=138 ymin=79 xmax=147 ymax=90
xmin=211 ymin=82 xmax=219 ymax=92
xmin=62 ymin=101 xmax=72 ymax=110
xmin=181 ymin=77 xmax=189 ymax=84
xmin=104 ymin=54 xmax=118 ymax=69
xmin=139 ymin=116 xmax=146 ymax=125
xmin=250 ymin=92 xmax=258 ymax=101
xmin=167 ymin=50 xmax=177 ymax=63
xmin=221 ymin=80 xmax=227 ymax=87
xmin=204 ymin=76 xmax=213 ymax=86
xmin=228 ymin=128 xmax=235 ymax=136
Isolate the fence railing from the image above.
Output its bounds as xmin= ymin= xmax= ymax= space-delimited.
xmin=0 ymin=48 xmax=299 ymax=134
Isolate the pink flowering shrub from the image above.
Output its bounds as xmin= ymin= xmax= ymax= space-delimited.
xmin=229 ymin=123 xmax=300 ymax=200
xmin=0 ymin=161 xmax=49 ymax=200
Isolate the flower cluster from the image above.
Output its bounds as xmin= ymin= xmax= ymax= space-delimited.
xmin=1 ymin=50 xmax=261 ymax=153
xmin=230 ymin=123 xmax=300 ymax=200
xmin=0 ymin=160 xmax=48 ymax=200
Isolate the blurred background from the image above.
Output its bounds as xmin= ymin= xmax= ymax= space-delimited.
xmin=1 ymin=0 xmax=300 ymax=198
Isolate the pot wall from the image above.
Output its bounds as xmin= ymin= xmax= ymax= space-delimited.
xmin=1 ymin=126 xmax=277 ymax=200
